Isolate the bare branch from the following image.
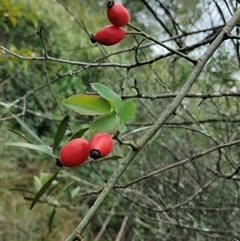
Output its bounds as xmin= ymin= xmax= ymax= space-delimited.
xmin=115 ymin=139 xmax=240 ymax=189
xmin=122 ymin=91 xmax=240 ymax=100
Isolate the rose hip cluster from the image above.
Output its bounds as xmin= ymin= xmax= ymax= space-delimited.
xmin=57 ymin=132 xmax=113 ymax=168
xmin=90 ymin=1 xmax=130 ymax=46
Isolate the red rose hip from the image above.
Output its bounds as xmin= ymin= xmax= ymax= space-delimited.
xmin=90 ymin=25 xmax=125 ymax=46
xmin=89 ymin=132 xmax=113 ymax=159
xmin=58 ymin=138 xmax=89 ymax=167
xmin=106 ymin=1 xmax=130 ymax=27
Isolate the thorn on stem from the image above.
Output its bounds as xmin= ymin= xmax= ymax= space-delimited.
xmin=132 ymin=144 xmax=141 ymax=151
xmin=193 ymin=59 xmax=198 ymax=66
xmin=223 ymin=31 xmax=230 ymax=39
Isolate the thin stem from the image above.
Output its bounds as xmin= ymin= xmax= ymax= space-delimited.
xmin=126 ymin=24 xmax=197 ymax=65
xmin=115 ymin=139 xmax=240 ymax=189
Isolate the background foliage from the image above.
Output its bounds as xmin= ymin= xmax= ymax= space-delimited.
xmin=1 ymin=0 xmax=240 ymax=241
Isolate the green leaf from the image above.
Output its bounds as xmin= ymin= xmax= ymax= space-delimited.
xmin=70 ymin=186 xmax=81 ymax=199
xmin=70 ymin=127 xmax=89 ymax=140
xmin=7 ymin=128 xmax=33 ymax=143
xmin=118 ymin=123 xmax=127 ymax=133
xmin=10 ymin=188 xmax=36 ymax=195
xmin=4 ymin=142 xmax=56 ymax=158
xmin=57 ymin=181 xmax=75 ymax=197
xmin=30 ymin=171 xmax=59 ymax=210
xmin=91 ymin=83 xmax=122 ymax=113
xmin=11 ymin=114 xmax=44 ymax=144
xmin=91 ymin=155 xmax=123 ymax=163
xmin=118 ymin=100 xmax=135 ymax=123
xmin=53 ymin=115 xmax=69 ymax=150
xmin=24 ymin=196 xmax=45 ymax=204
xmin=100 ymin=155 xmax=123 ymax=161
xmin=48 ymin=207 xmax=56 ymax=233
xmin=90 ymin=111 xmax=119 ymax=132
xmin=63 ymin=94 xmax=111 ymax=115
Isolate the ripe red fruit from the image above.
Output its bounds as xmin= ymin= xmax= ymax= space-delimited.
xmin=89 ymin=132 xmax=113 ymax=159
xmin=90 ymin=25 xmax=125 ymax=46
xmin=106 ymin=1 xmax=130 ymax=27
xmin=58 ymin=138 xmax=89 ymax=167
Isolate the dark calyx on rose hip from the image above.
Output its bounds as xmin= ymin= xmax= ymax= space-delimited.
xmin=89 ymin=132 xmax=113 ymax=159
xmin=90 ymin=149 xmax=102 ymax=160
xmin=90 ymin=25 xmax=125 ymax=46
xmin=106 ymin=1 xmax=130 ymax=27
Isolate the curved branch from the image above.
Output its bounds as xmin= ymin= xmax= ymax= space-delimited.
xmin=115 ymin=139 xmax=240 ymax=189
xmin=0 ymin=27 xmax=224 ymax=72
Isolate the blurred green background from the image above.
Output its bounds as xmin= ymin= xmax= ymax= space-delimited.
xmin=1 ymin=0 xmax=240 ymax=240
